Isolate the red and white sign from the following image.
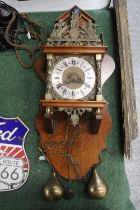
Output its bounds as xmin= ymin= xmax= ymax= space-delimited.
xmin=0 ymin=116 xmax=29 ymax=191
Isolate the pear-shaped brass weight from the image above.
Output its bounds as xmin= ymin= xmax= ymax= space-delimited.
xmin=87 ymin=169 xmax=108 ymax=199
xmin=44 ymin=172 xmax=64 ymax=202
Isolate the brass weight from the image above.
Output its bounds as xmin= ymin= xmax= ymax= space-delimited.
xmin=87 ymin=169 xmax=108 ymax=199
xmin=44 ymin=171 xmax=64 ymax=202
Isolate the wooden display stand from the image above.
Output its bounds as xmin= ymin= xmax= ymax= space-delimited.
xmin=35 ymin=101 xmax=112 ymax=180
xmin=34 ymin=50 xmax=112 ymax=179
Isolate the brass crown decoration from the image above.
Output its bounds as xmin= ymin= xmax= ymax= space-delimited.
xmin=47 ymin=5 xmax=103 ymax=46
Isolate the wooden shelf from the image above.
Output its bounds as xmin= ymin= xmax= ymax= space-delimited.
xmin=40 ymin=99 xmax=107 ymax=108
xmin=40 ymin=45 xmax=108 ymax=55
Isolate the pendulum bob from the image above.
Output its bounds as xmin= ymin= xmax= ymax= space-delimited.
xmin=44 ymin=171 xmax=64 ymax=202
xmin=87 ymin=169 xmax=108 ymax=199
xmin=40 ymin=150 xmax=74 ymax=201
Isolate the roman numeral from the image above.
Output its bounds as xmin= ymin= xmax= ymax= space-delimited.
xmin=63 ymin=61 xmax=68 ymax=67
xmin=55 ymin=77 xmax=60 ymax=80
xmin=71 ymin=59 xmax=76 ymax=65
xmin=80 ymin=62 xmax=83 ymax=67
xmin=56 ymin=83 xmax=63 ymax=89
xmin=72 ymin=91 xmax=75 ymax=97
xmin=56 ymin=68 xmax=62 ymax=71
xmin=85 ymin=68 xmax=92 ymax=72
xmin=85 ymin=83 xmax=91 ymax=88
xmin=63 ymin=88 xmax=67 ymax=95
xmin=80 ymin=90 xmax=85 ymax=96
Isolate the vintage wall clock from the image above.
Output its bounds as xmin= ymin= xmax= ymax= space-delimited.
xmin=35 ymin=5 xmax=115 ymax=200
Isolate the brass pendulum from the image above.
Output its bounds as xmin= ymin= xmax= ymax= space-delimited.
xmin=44 ymin=171 xmax=64 ymax=202
xmin=39 ymin=148 xmax=74 ymax=201
xmin=87 ymin=168 xmax=108 ymax=199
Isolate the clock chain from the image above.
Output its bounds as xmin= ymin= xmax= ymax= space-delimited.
xmin=42 ymin=142 xmax=81 ymax=181
xmin=42 ymin=119 xmax=82 ymax=181
xmin=64 ymin=120 xmax=81 ymax=181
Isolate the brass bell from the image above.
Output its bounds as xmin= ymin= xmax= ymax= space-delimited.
xmin=44 ymin=171 xmax=64 ymax=202
xmin=87 ymin=169 xmax=108 ymax=199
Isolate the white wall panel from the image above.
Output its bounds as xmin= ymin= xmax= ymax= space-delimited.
xmin=3 ymin=0 xmax=110 ymax=12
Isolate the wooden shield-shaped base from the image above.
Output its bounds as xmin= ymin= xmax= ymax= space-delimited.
xmin=35 ymin=104 xmax=112 ymax=180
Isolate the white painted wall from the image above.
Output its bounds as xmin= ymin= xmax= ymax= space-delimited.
xmin=3 ymin=0 xmax=110 ymax=12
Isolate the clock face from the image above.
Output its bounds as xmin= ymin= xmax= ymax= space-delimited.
xmin=51 ymin=57 xmax=95 ymax=100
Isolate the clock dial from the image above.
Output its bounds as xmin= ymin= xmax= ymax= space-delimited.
xmin=52 ymin=57 xmax=95 ymax=99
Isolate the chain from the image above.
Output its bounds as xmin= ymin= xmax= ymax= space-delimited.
xmin=4 ymin=11 xmax=46 ymax=69
xmin=42 ymin=120 xmax=82 ymax=181
xmin=43 ymin=143 xmax=81 ymax=181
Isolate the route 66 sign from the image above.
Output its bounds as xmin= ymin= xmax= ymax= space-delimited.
xmin=0 ymin=116 xmax=29 ymax=191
